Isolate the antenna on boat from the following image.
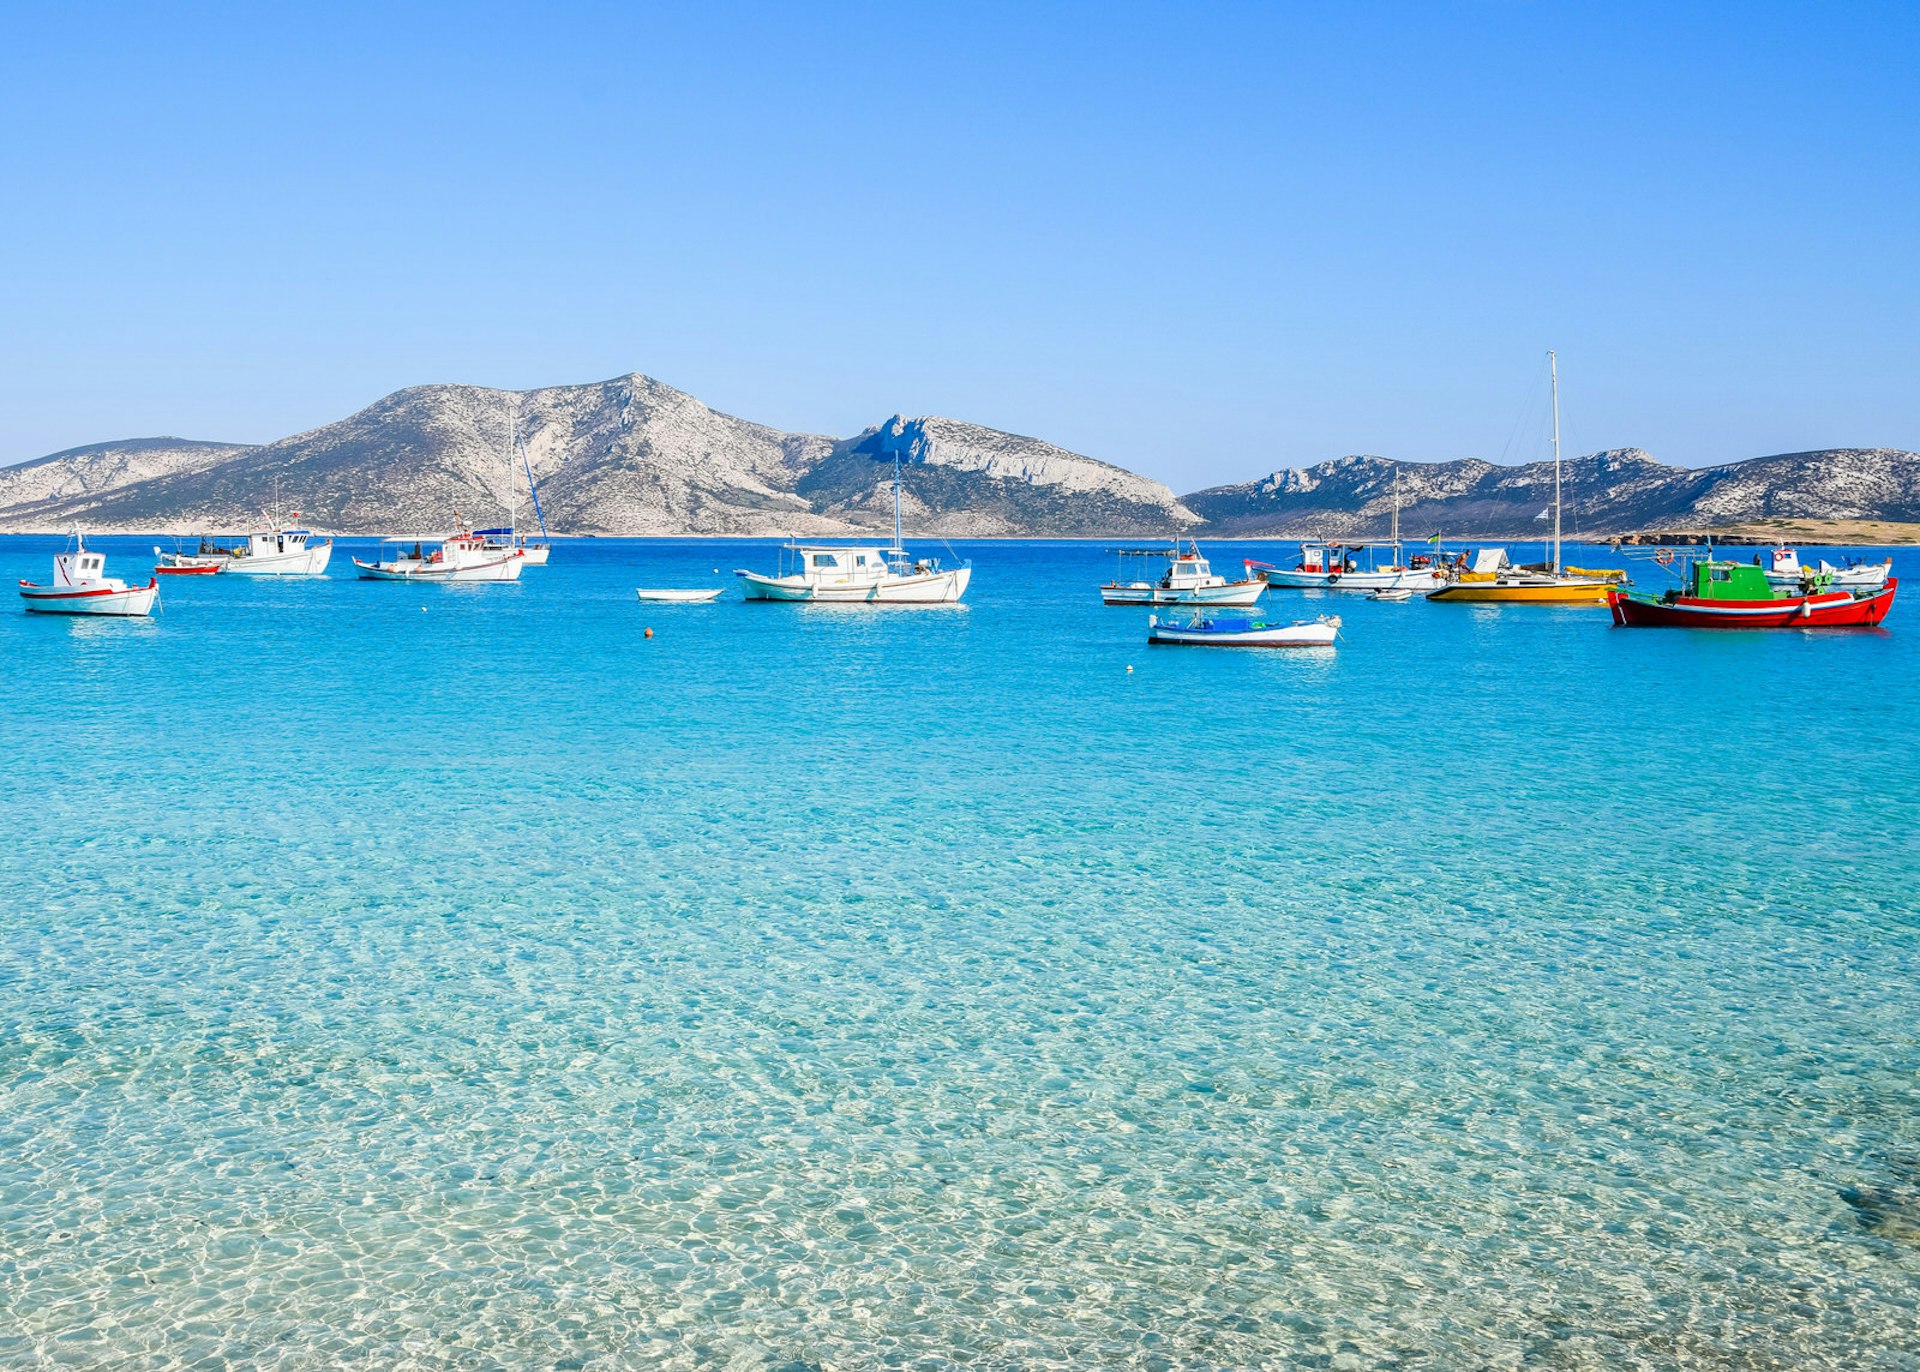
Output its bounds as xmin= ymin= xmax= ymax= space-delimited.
xmin=1549 ymin=349 xmax=1562 ymax=575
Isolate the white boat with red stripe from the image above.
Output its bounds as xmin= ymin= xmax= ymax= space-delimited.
xmin=20 ymin=535 xmax=160 ymax=616
xmin=353 ymin=529 xmax=525 ymax=582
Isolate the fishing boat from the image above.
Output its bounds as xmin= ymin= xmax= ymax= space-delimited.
xmin=636 ymin=587 xmax=726 ymax=603
xmin=20 ymin=535 xmax=159 ymax=615
xmin=1247 ymin=471 xmax=1445 ymax=591
xmin=1760 ymin=547 xmax=1892 ymax=591
xmin=201 ymin=527 xmax=333 ymax=576
xmin=1610 ymin=554 xmax=1897 ymax=628
xmin=1147 ymin=610 xmax=1340 ymax=647
xmin=1427 ymin=352 xmax=1620 ymax=605
xmin=1101 ymin=542 xmax=1264 ymax=606
xmin=353 ymin=529 xmax=525 ymax=582
xmin=737 ymin=445 xmax=969 ymax=603
xmin=153 ymin=546 xmax=224 ymax=575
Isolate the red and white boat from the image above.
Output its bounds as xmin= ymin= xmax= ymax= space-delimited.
xmin=354 ymin=529 xmax=525 ymax=582
xmin=154 ymin=546 xmax=224 ymax=575
xmin=1609 ymin=555 xmax=1897 ymax=628
xmin=20 ymin=536 xmax=160 ymax=616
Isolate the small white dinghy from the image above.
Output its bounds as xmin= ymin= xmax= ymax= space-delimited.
xmin=1368 ymin=587 xmax=1415 ymax=602
xmin=1147 ymin=611 xmax=1339 ymax=647
xmin=635 ymin=587 xmax=725 ymax=603
xmin=20 ymin=535 xmax=159 ymax=616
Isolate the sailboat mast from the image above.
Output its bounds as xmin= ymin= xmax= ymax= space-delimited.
xmin=506 ymin=405 xmax=517 ymax=537
xmin=1391 ymin=467 xmax=1400 ymax=546
xmin=1549 ymin=349 xmax=1562 ymax=574
xmin=893 ymin=453 xmax=904 ymax=552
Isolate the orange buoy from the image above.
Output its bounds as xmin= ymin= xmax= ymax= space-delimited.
xmin=644 ymin=627 xmax=653 ymax=639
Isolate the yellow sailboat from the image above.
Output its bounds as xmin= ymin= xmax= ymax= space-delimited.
xmin=1427 ymin=350 xmax=1620 ymax=605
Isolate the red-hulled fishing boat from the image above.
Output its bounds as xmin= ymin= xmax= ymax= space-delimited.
xmin=1609 ymin=555 xmax=1896 ymax=628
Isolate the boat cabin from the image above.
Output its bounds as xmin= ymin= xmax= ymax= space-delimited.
xmin=1767 ymin=547 xmax=1804 ymax=577
xmin=54 ymin=548 xmax=107 ymax=586
xmin=1160 ymin=551 xmax=1220 ymax=589
xmin=1688 ymin=559 xmax=1786 ymax=600
xmin=241 ymin=529 xmax=313 ymax=558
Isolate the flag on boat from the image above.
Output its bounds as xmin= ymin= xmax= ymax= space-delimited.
xmin=1425 ymin=533 xmax=1440 ymax=544
xmin=1534 ymin=507 xmax=1550 ymax=522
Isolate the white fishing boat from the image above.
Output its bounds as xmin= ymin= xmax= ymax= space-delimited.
xmin=1759 ymin=547 xmax=1891 ymax=591
xmin=1147 ymin=610 xmax=1339 ymax=647
xmin=203 ymin=527 xmax=333 ymax=576
xmin=737 ymin=445 xmax=970 ymax=603
xmin=1100 ymin=542 xmax=1265 ymax=606
xmin=1246 ymin=470 xmax=1444 ymax=591
xmin=738 ymin=545 xmax=969 ymax=602
xmin=636 ymin=587 xmax=726 ymax=603
xmin=20 ymin=535 xmax=159 ymax=615
xmin=353 ymin=530 xmax=525 ymax=582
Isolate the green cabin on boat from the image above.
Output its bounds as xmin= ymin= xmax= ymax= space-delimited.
xmin=1687 ymin=559 xmax=1825 ymax=601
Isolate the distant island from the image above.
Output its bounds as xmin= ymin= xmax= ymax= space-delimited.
xmin=1 ymin=372 xmax=1914 ymax=540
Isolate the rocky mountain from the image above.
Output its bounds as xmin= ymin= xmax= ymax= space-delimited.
xmin=1 ymin=373 xmax=1911 ymax=537
xmin=1182 ymin=447 xmax=1920 ymax=538
xmin=0 ymin=374 xmax=1193 ymax=537
xmin=798 ymin=415 xmax=1198 ymax=536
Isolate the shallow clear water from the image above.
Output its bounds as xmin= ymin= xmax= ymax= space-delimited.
xmin=2 ymin=534 xmax=1917 ymax=1369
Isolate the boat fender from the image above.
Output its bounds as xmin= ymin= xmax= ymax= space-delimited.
xmin=1799 ymin=599 xmax=1812 ymax=619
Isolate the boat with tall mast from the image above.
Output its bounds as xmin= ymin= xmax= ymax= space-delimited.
xmin=1246 ymin=469 xmax=1443 ymax=591
xmin=736 ymin=446 xmax=969 ymax=602
xmin=1428 ymin=352 xmax=1620 ymax=604
xmin=477 ymin=408 xmax=553 ymax=566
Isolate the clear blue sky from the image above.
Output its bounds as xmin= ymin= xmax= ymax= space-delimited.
xmin=3 ymin=0 xmax=1915 ymax=490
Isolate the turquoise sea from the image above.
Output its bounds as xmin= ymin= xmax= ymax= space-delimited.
xmin=2 ymin=533 xmax=1917 ymax=1369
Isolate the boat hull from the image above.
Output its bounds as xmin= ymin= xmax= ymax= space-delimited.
xmin=1256 ymin=567 xmax=1441 ymax=591
xmin=1147 ymin=613 xmax=1338 ymax=647
xmin=741 ymin=566 xmax=970 ymax=603
xmin=218 ymin=542 xmax=333 ymax=576
xmin=518 ymin=545 xmax=551 ymax=567
xmin=154 ymin=563 xmax=222 ymax=576
xmin=636 ymin=588 xmax=726 ymax=603
xmin=19 ymin=578 xmax=160 ymax=616
xmin=1101 ymin=580 xmax=1265 ymax=606
xmin=1427 ymin=578 xmax=1613 ymax=604
xmin=1609 ymin=580 xmax=1897 ymax=628
xmin=1762 ymin=564 xmax=1890 ymax=591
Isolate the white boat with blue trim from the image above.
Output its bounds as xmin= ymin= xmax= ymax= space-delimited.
xmin=1147 ymin=610 xmax=1340 ymax=647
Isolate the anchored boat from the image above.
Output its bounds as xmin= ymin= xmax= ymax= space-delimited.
xmin=353 ymin=530 xmax=525 ymax=582
xmin=1102 ymin=542 xmax=1265 ymax=606
xmin=1427 ymin=352 xmax=1620 ymax=606
xmin=1610 ymin=555 xmax=1897 ymax=628
xmin=1760 ymin=547 xmax=1891 ymax=592
xmin=20 ymin=535 xmax=159 ymax=615
xmin=1248 ymin=470 xmax=1444 ymax=591
xmin=1147 ymin=610 xmax=1340 ymax=647
xmin=737 ymin=442 xmax=969 ymax=603
xmin=154 ymin=546 xmax=224 ymax=575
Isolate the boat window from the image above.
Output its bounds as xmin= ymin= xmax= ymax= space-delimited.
xmin=1712 ymin=568 xmax=1731 ymax=582
xmin=812 ymin=554 xmax=838 ymax=568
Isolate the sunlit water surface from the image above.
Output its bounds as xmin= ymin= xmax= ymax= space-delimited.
xmin=2 ymin=535 xmax=1917 ymax=1369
